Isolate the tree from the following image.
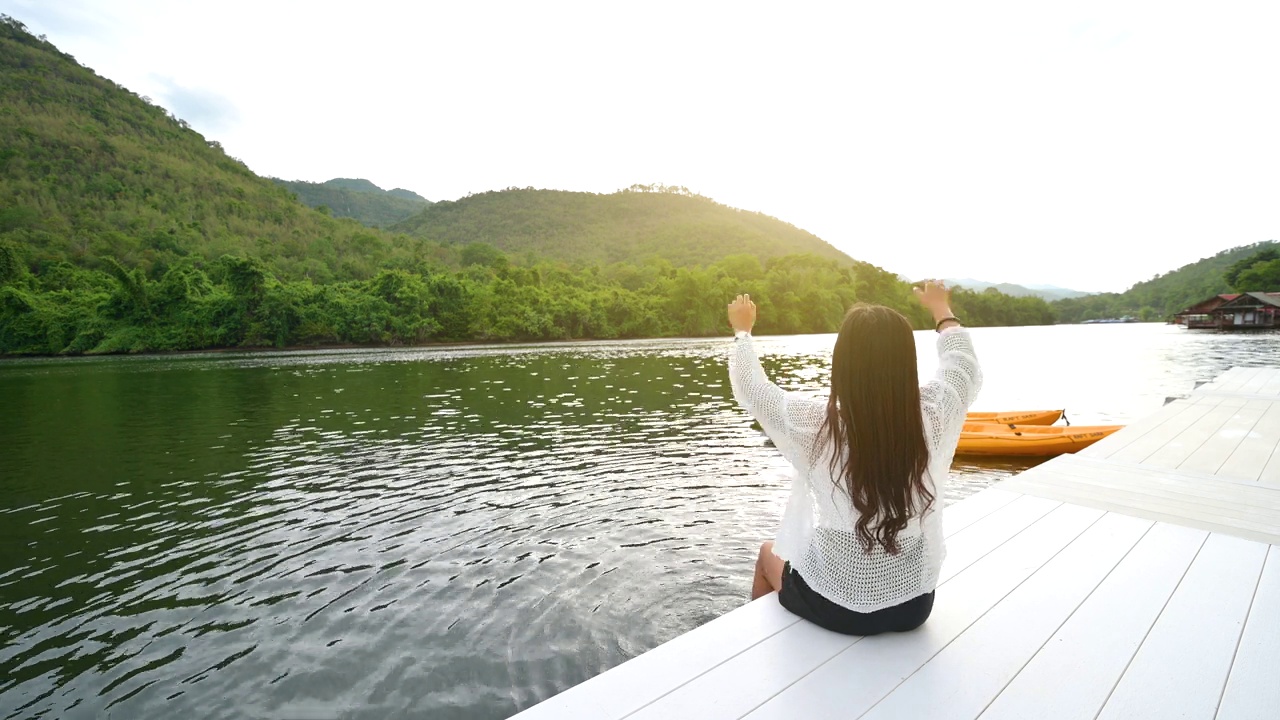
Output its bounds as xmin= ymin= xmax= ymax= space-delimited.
xmin=1234 ymin=259 xmax=1280 ymax=292
xmin=460 ymin=242 xmax=508 ymax=269
xmin=1227 ymin=249 xmax=1280 ymax=291
xmin=0 ymin=239 xmax=22 ymax=285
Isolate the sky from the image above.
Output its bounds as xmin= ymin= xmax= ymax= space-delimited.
xmin=5 ymin=0 xmax=1279 ymax=292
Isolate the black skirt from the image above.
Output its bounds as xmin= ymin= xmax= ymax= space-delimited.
xmin=778 ymin=562 xmax=935 ymax=636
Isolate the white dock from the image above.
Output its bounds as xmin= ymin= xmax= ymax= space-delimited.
xmin=511 ymin=366 xmax=1280 ymax=720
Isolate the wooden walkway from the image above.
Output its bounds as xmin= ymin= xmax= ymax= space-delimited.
xmin=1003 ymin=365 xmax=1280 ymax=544
xmin=511 ymin=367 xmax=1280 ymax=720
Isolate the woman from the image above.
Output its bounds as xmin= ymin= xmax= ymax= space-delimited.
xmin=727 ymin=282 xmax=980 ymax=635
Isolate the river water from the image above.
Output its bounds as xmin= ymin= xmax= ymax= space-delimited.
xmin=2 ymin=323 xmax=1278 ymax=719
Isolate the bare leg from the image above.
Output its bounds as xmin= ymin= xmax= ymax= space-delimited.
xmin=751 ymin=540 xmax=786 ymax=600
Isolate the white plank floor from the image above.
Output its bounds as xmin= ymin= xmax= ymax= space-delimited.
xmin=511 ymin=367 xmax=1280 ymax=720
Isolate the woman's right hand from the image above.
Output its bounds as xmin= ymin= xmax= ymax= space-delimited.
xmin=913 ymin=280 xmax=955 ymax=322
xmin=728 ymin=294 xmax=756 ymax=333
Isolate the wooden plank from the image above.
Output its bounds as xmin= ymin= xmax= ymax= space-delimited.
xmin=978 ymin=523 xmax=1207 ymax=720
xmin=1239 ymin=368 xmax=1277 ymax=395
xmin=1217 ymin=403 xmax=1280 ymax=481
xmin=1192 ymin=370 xmax=1236 ymax=395
xmin=1105 ymin=401 xmax=1223 ymax=464
xmin=742 ymin=504 xmax=1105 ymax=720
xmin=622 ymin=614 xmax=856 ymax=720
xmin=1143 ymin=403 xmax=1243 ymax=469
xmin=998 ymin=479 xmax=1280 ymax=535
xmin=1210 ymin=370 xmax=1241 ymax=393
xmin=1195 ymin=367 xmax=1244 ymax=394
xmin=1216 ymin=367 xmax=1263 ymax=394
xmin=1193 ymin=390 xmax=1280 ymax=403
xmin=1258 ymin=444 xmax=1280 ymax=487
xmin=996 ymin=483 xmax=1280 ymax=545
xmin=1236 ymin=367 xmax=1267 ymax=390
xmin=938 ymin=495 xmax=1063 ymax=583
xmin=999 ymin=473 xmax=1280 ymax=544
xmin=1049 ymin=450 xmax=1259 ymax=484
xmin=1013 ymin=459 xmax=1280 ymax=513
xmin=1217 ymin=545 xmax=1280 ymax=720
xmin=621 ymin=494 xmax=1059 ymax=720
xmin=1005 ymin=461 xmax=1280 ymax=523
xmin=1218 ymin=368 xmax=1259 ymax=392
xmin=1080 ymin=400 xmax=1200 ymax=460
xmin=1255 ymin=371 xmax=1280 ymax=399
xmin=1222 ymin=367 xmax=1252 ymax=389
xmin=1178 ymin=406 xmax=1266 ymax=475
xmin=1042 ymin=453 xmax=1277 ymax=492
xmin=1212 ymin=395 xmax=1251 ymax=409
xmin=1095 ymin=533 xmax=1269 ymax=720
xmin=941 ymin=488 xmax=1022 ymax=536
xmin=857 ymin=513 xmax=1152 ymax=720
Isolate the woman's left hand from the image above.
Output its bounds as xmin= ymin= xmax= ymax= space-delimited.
xmin=727 ymin=294 xmax=756 ymax=333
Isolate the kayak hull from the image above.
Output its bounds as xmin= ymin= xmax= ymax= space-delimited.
xmin=964 ymin=410 xmax=1064 ymax=426
xmin=957 ymin=423 xmax=1123 ymax=457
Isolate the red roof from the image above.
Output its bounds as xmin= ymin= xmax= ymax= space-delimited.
xmin=1178 ymin=294 xmax=1239 ymax=314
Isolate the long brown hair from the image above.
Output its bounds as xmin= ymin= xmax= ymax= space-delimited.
xmin=819 ymin=304 xmax=933 ymax=554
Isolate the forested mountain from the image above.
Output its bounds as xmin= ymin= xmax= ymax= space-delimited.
xmin=0 ymin=16 xmax=1053 ymax=356
xmin=1053 ymin=241 xmax=1280 ymax=322
xmin=0 ymin=19 xmax=432 ymax=285
xmin=391 ymin=185 xmax=856 ymax=267
xmin=324 ymin=178 xmax=427 ymax=199
xmin=272 ymin=177 xmax=430 ymax=227
xmin=943 ymin=278 xmax=1092 ymax=302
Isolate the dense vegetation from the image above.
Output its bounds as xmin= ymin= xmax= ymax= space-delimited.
xmin=0 ymin=242 xmax=1062 ymax=355
xmin=1224 ymin=248 xmax=1280 ymax=292
xmin=1052 ymin=241 xmax=1280 ymax=322
xmin=0 ymin=15 xmax=1056 ymax=356
xmin=272 ymin=177 xmax=429 ymax=227
xmin=391 ymin=184 xmax=857 ymax=268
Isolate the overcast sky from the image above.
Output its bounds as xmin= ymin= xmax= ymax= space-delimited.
xmin=6 ymin=0 xmax=1278 ymax=292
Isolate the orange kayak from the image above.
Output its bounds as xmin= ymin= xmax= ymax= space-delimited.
xmin=957 ymin=422 xmax=1123 ymax=457
xmin=965 ymin=410 xmax=1064 ymax=426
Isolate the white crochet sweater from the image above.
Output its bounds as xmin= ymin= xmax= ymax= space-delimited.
xmin=729 ymin=327 xmax=982 ymax=612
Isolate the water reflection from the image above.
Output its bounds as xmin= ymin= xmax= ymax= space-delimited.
xmin=1 ymin=323 xmax=1277 ymax=719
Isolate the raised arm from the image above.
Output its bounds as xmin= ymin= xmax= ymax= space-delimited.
xmin=727 ymin=295 xmax=825 ymax=467
xmin=921 ymin=328 xmax=982 ymax=431
xmin=913 ymin=282 xmax=982 ymax=445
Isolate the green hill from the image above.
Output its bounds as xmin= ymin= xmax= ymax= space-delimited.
xmin=391 ymin=184 xmax=856 ymax=267
xmin=0 ymin=16 xmax=417 ymax=284
xmin=273 ymin=177 xmax=430 ymax=227
xmin=1053 ymin=241 xmax=1280 ymax=322
xmin=942 ymin=278 xmax=1093 ymax=302
xmin=387 ymin=188 xmax=427 ymax=202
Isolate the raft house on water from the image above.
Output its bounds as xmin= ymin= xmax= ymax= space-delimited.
xmin=513 ymin=366 xmax=1280 ymax=720
xmin=1175 ymin=292 xmax=1280 ymax=330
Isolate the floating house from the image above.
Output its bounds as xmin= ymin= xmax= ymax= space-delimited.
xmin=1173 ymin=294 xmax=1238 ymax=329
xmin=1175 ymin=292 xmax=1280 ymax=330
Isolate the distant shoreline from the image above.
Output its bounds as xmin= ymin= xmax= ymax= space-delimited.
xmin=0 ymin=334 xmax=736 ymax=362
xmin=0 ymin=322 xmax=1167 ymax=362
